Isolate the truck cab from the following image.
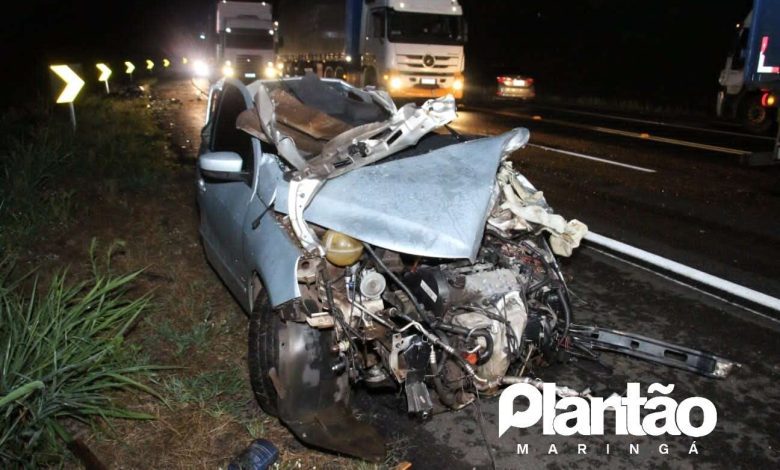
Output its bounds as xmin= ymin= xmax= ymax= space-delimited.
xmin=361 ymin=0 xmax=466 ymax=99
xmin=216 ymin=1 xmax=276 ymax=81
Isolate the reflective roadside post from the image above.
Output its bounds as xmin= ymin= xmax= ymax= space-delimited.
xmin=49 ymin=65 xmax=85 ymax=130
xmin=96 ymin=63 xmax=112 ymax=94
xmin=125 ymin=61 xmax=135 ymax=81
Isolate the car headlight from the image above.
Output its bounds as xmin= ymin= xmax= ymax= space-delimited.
xmin=192 ymin=59 xmax=210 ymax=78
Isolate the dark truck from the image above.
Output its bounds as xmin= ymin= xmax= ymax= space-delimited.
xmin=717 ymin=0 xmax=779 ymax=135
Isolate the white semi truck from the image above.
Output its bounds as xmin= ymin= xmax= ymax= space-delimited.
xmin=216 ymin=0 xmax=276 ymax=81
xmin=275 ymin=0 xmax=467 ymax=99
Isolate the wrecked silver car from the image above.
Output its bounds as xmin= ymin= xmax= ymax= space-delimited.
xmin=196 ymin=74 xmax=736 ymax=460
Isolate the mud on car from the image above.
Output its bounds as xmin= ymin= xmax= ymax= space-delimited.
xmin=196 ymin=74 xmax=736 ymax=460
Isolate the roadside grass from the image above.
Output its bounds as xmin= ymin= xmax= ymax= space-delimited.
xmin=162 ymin=370 xmax=245 ymax=414
xmin=3 ymin=82 xmax=403 ymax=469
xmin=0 ymin=241 xmax=161 ymax=467
xmin=153 ymin=318 xmax=213 ymax=356
xmin=0 ymin=92 xmax=171 ymax=254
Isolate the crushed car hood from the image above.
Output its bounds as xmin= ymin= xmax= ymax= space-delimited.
xmin=276 ymin=130 xmax=528 ymax=261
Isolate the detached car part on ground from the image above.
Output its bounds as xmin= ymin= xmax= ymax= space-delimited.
xmin=196 ymin=74 xmax=738 ymax=461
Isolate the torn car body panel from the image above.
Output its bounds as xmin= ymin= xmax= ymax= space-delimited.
xmin=276 ymin=133 xmax=519 ymax=261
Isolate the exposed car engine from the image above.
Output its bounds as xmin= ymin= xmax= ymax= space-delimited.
xmin=288 ymin=161 xmax=583 ymax=420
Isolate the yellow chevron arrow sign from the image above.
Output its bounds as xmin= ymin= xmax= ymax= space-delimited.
xmin=49 ymin=65 xmax=85 ymax=104
xmin=146 ymin=59 xmax=154 ymax=71
xmin=125 ymin=61 xmax=135 ymax=74
xmin=96 ymin=63 xmax=112 ymax=82
xmin=96 ymin=63 xmax=112 ymax=94
xmin=163 ymin=58 xmax=171 ymax=68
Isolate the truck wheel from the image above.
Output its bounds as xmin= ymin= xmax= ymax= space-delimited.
xmin=739 ymin=94 xmax=774 ymax=134
xmin=248 ymin=290 xmax=280 ymax=417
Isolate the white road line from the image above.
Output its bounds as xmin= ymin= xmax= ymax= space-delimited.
xmin=531 ymin=104 xmax=775 ymax=141
xmin=472 ymin=108 xmax=753 ymax=156
xmin=449 ymin=124 xmax=657 ymax=173
xmin=528 ymin=143 xmax=656 ymax=173
xmin=585 ymin=231 xmax=780 ymax=321
xmin=592 ymin=125 xmax=751 ymax=156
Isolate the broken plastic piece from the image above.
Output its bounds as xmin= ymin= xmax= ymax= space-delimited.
xmin=490 ymin=162 xmax=587 ymax=257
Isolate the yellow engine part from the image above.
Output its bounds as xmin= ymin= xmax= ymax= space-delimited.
xmin=323 ymin=230 xmax=363 ymax=266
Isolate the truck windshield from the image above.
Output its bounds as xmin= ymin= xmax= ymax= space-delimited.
xmin=386 ymin=11 xmax=465 ymax=45
xmin=225 ymin=30 xmax=274 ymax=50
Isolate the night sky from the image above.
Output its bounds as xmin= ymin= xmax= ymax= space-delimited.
xmin=2 ymin=0 xmax=754 ymax=111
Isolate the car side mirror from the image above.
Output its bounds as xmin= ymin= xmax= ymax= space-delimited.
xmin=199 ymin=151 xmax=247 ymax=182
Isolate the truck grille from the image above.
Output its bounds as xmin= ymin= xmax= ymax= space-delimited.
xmin=236 ymin=55 xmax=264 ymax=73
xmin=397 ymin=54 xmax=458 ymax=70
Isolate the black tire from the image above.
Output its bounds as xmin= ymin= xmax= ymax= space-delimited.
xmin=247 ymin=292 xmax=386 ymax=460
xmin=739 ymin=94 xmax=775 ymax=134
xmin=248 ymin=291 xmax=280 ymax=417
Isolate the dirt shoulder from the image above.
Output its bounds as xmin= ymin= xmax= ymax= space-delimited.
xmin=25 ymin=79 xmax=371 ymax=469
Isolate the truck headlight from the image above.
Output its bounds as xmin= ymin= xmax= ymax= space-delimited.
xmin=193 ymin=60 xmax=210 ymax=77
xmin=264 ymin=66 xmax=277 ymax=79
xmin=222 ymin=64 xmax=235 ymax=77
xmin=390 ymin=76 xmax=403 ymax=90
xmin=453 ymin=78 xmax=464 ymax=91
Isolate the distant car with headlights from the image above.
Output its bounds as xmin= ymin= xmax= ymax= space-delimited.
xmin=496 ymin=74 xmax=536 ymax=100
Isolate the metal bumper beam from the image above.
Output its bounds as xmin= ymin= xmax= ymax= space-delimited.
xmin=569 ymin=325 xmax=739 ymax=379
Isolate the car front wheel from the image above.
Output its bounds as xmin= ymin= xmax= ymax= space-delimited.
xmin=248 ymin=291 xmax=280 ymax=417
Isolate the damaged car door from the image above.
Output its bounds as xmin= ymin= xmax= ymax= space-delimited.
xmin=197 ymin=81 xmax=257 ymax=304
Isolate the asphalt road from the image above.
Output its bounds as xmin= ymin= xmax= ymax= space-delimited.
xmin=157 ymin=79 xmax=780 ymax=469
xmin=451 ymin=101 xmax=780 ymax=302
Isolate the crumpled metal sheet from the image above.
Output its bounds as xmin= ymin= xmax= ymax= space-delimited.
xmin=489 ymin=162 xmax=588 ymax=257
xmin=275 ymin=129 xmax=530 ymax=260
xmin=298 ymin=96 xmax=458 ymax=180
